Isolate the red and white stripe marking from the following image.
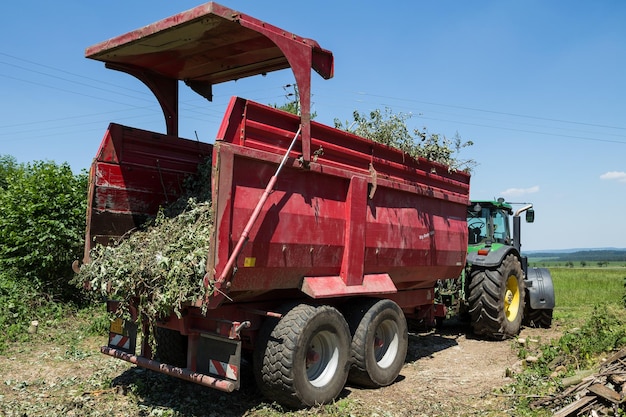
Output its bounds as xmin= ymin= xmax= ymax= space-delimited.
xmin=209 ymin=359 xmax=238 ymax=380
xmin=109 ymin=333 xmax=130 ymax=350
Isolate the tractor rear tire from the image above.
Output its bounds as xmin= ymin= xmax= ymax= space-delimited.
xmin=253 ymin=304 xmax=351 ymax=408
xmin=468 ymin=253 xmax=525 ymax=339
xmin=344 ymin=298 xmax=408 ymax=388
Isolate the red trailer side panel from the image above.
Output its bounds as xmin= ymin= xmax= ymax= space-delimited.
xmin=205 ymin=98 xmax=469 ymax=305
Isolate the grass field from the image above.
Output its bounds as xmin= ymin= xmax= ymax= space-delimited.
xmin=550 ymin=267 xmax=625 ymax=324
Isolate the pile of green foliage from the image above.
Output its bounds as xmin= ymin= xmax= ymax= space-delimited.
xmin=334 ymin=108 xmax=475 ymax=172
xmin=78 ymin=200 xmax=213 ymax=323
xmin=275 ymin=87 xmax=475 ymax=171
xmin=75 ymin=157 xmax=214 ymax=344
xmin=0 ymin=156 xmax=87 ymax=352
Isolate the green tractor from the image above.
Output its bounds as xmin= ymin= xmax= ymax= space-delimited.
xmin=440 ymin=198 xmax=555 ymax=339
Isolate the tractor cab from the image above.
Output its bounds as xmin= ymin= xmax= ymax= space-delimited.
xmin=467 ymin=198 xmax=535 ymax=251
xmin=467 ymin=200 xmax=513 ymax=246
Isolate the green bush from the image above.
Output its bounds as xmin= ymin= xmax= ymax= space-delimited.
xmin=0 ymin=272 xmax=71 ymax=352
xmin=0 ymin=154 xmax=18 ymax=189
xmin=0 ymin=156 xmax=88 ymax=352
xmin=0 ymin=158 xmax=87 ymax=300
xmin=0 ymin=274 xmax=36 ymax=350
xmin=545 ymin=304 xmax=626 ymax=368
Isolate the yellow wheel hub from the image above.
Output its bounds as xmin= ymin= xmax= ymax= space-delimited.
xmin=504 ymin=275 xmax=520 ymax=322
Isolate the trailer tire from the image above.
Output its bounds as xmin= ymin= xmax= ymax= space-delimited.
xmin=468 ymin=253 xmax=525 ymax=339
xmin=154 ymin=327 xmax=187 ymax=368
xmin=253 ymin=304 xmax=350 ymax=408
xmin=524 ymin=307 xmax=553 ymax=328
xmin=344 ymin=298 xmax=408 ymax=388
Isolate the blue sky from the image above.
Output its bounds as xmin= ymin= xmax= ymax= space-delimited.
xmin=1 ymin=1 xmax=625 ymax=251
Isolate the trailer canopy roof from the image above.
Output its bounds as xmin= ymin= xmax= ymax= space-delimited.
xmin=85 ymin=2 xmax=333 ymax=159
xmin=86 ymin=2 xmax=333 ymax=88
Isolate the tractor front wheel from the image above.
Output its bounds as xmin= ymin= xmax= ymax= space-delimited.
xmin=468 ymin=253 xmax=525 ymax=339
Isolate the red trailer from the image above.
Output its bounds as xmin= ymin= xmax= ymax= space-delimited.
xmin=84 ymin=2 xmax=470 ymax=407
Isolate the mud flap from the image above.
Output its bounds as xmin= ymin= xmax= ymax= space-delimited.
xmin=108 ymin=316 xmax=138 ymax=354
xmin=196 ymin=333 xmax=242 ymax=390
xmin=106 ymin=300 xmax=138 ymax=354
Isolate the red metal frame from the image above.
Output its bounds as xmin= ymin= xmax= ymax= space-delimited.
xmin=101 ymin=346 xmax=237 ymax=392
xmin=84 ymin=99 xmax=470 ymax=308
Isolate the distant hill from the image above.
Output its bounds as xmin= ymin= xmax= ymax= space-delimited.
xmin=526 ymin=248 xmax=626 ymax=263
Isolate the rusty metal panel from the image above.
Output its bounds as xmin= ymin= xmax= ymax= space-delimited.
xmin=84 ymin=123 xmax=212 ymax=259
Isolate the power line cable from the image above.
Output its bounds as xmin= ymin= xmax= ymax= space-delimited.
xmin=314 ymin=89 xmax=626 ymax=144
xmin=0 ymin=73 xmax=151 ymax=108
xmin=344 ymin=90 xmax=626 ymax=132
xmin=417 ymin=114 xmax=626 ymax=145
xmin=0 ymin=52 xmax=151 ymax=96
xmin=2 ymin=48 xmax=625 ymax=146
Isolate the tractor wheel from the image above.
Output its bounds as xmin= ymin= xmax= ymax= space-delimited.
xmin=154 ymin=327 xmax=188 ymax=368
xmin=253 ymin=304 xmax=350 ymax=408
xmin=344 ymin=298 xmax=408 ymax=388
xmin=524 ymin=307 xmax=553 ymax=328
xmin=468 ymin=253 xmax=525 ymax=339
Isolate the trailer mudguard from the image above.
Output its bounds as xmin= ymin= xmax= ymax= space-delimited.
xmin=524 ymin=267 xmax=555 ymax=310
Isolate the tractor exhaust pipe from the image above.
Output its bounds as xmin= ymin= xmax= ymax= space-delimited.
xmin=513 ymin=204 xmax=533 ymax=253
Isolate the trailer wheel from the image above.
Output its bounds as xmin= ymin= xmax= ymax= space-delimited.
xmin=154 ymin=327 xmax=187 ymax=368
xmin=523 ymin=307 xmax=553 ymax=328
xmin=468 ymin=253 xmax=525 ymax=339
xmin=253 ymin=304 xmax=350 ymax=408
xmin=344 ymin=298 xmax=408 ymax=388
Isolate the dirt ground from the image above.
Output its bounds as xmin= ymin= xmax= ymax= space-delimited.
xmin=0 ymin=318 xmax=562 ymax=416
xmin=343 ymin=319 xmax=562 ymax=416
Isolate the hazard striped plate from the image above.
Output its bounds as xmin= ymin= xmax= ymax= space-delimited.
xmin=209 ymin=359 xmax=239 ymax=381
xmin=108 ymin=317 xmax=136 ymax=353
xmin=109 ymin=332 xmax=131 ymax=350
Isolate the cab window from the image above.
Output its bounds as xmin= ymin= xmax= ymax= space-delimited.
xmin=493 ymin=209 xmax=510 ymax=243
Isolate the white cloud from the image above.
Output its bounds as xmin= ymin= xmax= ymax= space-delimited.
xmin=500 ymin=185 xmax=540 ymax=197
xmin=600 ymin=171 xmax=626 ymax=183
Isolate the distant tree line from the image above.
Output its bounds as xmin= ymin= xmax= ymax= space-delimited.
xmin=527 ymin=250 xmax=626 ymax=264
